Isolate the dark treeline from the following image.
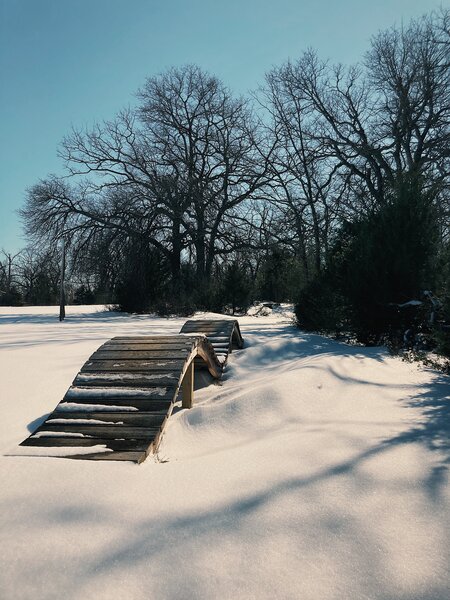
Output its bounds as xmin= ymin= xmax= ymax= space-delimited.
xmin=4 ymin=9 xmax=450 ymax=351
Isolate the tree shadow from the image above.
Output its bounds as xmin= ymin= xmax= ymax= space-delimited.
xmin=0 ymin=308 xmax=125 ymax=326
xmin=39 ymin=413 xmax=447 ymax=599
xmin=396 ymin=371 xmax=450 ymax=498
xmin=234 ymin=328 xmax=387 ymax=370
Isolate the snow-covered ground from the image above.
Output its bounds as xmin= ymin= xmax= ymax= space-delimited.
xmin=1 ymin=305 xmax=449 ymax=600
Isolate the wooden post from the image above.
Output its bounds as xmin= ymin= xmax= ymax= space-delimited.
xmin=59 ymin=237 xmax=66 ymax=322
xmin=181 ymin=361 xmax=194 ymax=409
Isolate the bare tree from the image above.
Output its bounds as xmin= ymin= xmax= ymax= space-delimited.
xmin=270 ymin=10 xmax=449 ymax=210
xmin=22 ymin=66 xmax=271 ymax=298
xmin=0 ymin=250 xmax=22 ymax=302
xmin=260 ymin=68 xmax=344 ymax=277
xmin=137 ymin=65 xmax=273 ymax=284
xmin=16 ymin=247 xmax=60 ymax=305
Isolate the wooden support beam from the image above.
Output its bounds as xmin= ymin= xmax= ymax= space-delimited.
xmin=181 ymin=361 xmax=194 ymax=409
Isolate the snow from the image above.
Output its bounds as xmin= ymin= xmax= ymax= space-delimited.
xmin=47 ymin=418 xmax=124 ymax=425
xmin=10 ymin=445 xmax=113 ymax=457
xmin=65 ymin=386 xmax=169 ymax=398
xmin=56 ymin=402 xmax=139 ymax=412
xmin=76 ymin=372 xmax=177 ymax=382
xmin=1 ymin=304 xmax=449 ymax=600
xmin=32 ymin=431 xmax=90 ymax=438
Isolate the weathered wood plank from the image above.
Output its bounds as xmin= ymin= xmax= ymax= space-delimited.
xmin=181 ymin=322 xmax=232 ymax=327
xmin=111 ymin=336 xmax=194 ymax=342
xmin=13 ymin=448 xmax=146 ymax=462
xmin=50 ymin=409 xmax=167 ymax=418
xmin=33 ymin=424 xmax=161 ymax=439
xmin=73 ymin=373 xmax=178 ymax=387
xmin=66 ymin=451 xmax=146 ymax=462
xmin=181 ymin=327 xmax=231 ymax=333
xmin=88 ymin=349 xmax=190 ymax=360
xmin=48 ymin=411 xmax=167 ymax=427
xmin=91 ymin=351 xmax=189 ymax=360
xmin=81 ymin=360 xmax=185 ymax=372
xmin=64 ymin=385 xmax=175 ymax=400
xmin=102 ymin=343 xmax=193 ymax=351
xmin=103 ymin=342 xmax=195 ymax=354
xmin=20 ymin=437 xmax=151 ymax=451
xmin=58 ymin=397 xmax=174 ymax=410
xmin=80 ymin=360 xmax=182 ymax=377
xmin=181 ymin=321 xmax=231 ymax=326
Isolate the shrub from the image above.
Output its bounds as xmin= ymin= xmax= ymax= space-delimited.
xmin=115 ymin=240 xmax=169 ymax=313
xmin=295 ymin=272 xmax=347 ymax=332
xmin=296 ymin=177 xmax=438 ymax=344
xmin=220 ymin=262 xmax=252 ymax=314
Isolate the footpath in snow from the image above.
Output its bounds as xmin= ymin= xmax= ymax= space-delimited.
xmin=0 ymin=305 xmax=449 ymax=600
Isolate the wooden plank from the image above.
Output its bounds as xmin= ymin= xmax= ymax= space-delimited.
xmin=47 ymin=410 xmax=167 ymax=423
xmin=64 ymin=386 xmax=175 ymax=400
xmin=184 ymin=332 xmax=230 ymax=338
xmin=107 ymin=337 xmax=193 ymax=343
xmin=103 ymin=342 xmax=195 ymax=352
xmin=181 ymin=321 xmax=233 ymax=327
xmin=60 ymin=397 xmax=175 ymax=409
xmin=102 ymin=343 xmax=193 ymax=351
xmin=102 ymin=347 xmax=193 ymax=353
xmin=80 ymin=360 xmax=185 ymax=372
xmin=86 ymin=349 xmax=187 ymax=360
xmin=111 ymin=336 xmax=194 ymax=342
xmin=20 ymin=437 xmax=151 ymax=451
xmin=90 ymin=351 xmax=189 ymax=360
xmin=180 ymin=321 xmax=230 ymax=326
xmin=73 ymin=373 xmax=178 ymax=387
xmin=181 ymin=323 xmax=232 ymax=328
xmin=48 ymin=411 xmax=167 ymax=427
xmin=58 ymin=397 xmax=174 ymax=410
xmin=13 ymin=448 xmax=146 ymax=463
xmin=181 ymin=326 xmax=231 ymax=333
xmin=66 ymin=451 xmax=146 ymax=462
xmin=33 ymin=424 xmax=161 ymax=439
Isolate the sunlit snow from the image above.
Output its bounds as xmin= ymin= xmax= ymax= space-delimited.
xmin=1 ymin=304 xmax=449 ymax=600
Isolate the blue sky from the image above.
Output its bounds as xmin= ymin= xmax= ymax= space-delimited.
xmin=0 ymin=0 xmax=443 ymax=251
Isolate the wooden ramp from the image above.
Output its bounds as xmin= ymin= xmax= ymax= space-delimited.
xmin=17 ymin=320 xmax=243 ymax=464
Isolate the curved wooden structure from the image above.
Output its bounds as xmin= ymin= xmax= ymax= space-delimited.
xmin=179 ymin=319 xmax=244 ymax=364
xmin=18 ymin=320 xmax=243 ymax=463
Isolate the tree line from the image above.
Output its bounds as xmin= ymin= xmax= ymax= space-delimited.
xmin=5 ymin=9 xmax=450 ymax=349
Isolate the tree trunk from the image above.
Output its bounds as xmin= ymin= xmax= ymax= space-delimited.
xmin=59 ymin=238 xmax=66 ymax=322
xmin=170 ymin=218 xmax=182 ymax=294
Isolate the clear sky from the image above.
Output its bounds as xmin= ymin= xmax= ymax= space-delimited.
xmin=0 ymin=0 xmax=443 ymax=251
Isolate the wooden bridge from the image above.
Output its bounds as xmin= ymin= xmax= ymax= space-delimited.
xmin=18 ymin=319 xmax=243 ymax=463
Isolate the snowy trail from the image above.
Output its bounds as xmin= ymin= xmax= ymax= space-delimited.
xmin=0 ymin=305 xmax=449 ymax=600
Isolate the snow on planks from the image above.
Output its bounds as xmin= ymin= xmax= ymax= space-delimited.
xmin=18 ymin=319 xmax=243 ymax=463
xmin=179 ymin=319 xmax=244 ymax=364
